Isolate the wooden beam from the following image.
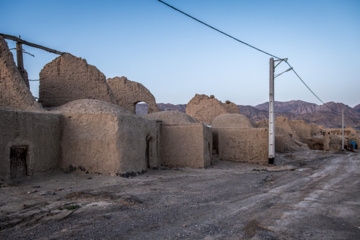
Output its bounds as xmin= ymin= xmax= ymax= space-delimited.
xmin=0 ymin=33 xmax=64 ymax=55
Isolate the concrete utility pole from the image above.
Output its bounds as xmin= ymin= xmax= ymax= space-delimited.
xmin=342 ymin=110 xmax=344 ymax=151
xmin=268 ymin=58 xmax=275 ymax=164
xmin=268 ymin=58 xmax=291 ymax=164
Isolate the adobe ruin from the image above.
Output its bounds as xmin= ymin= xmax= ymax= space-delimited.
xmin=143 ymin=111 xmax=212 ymax=168
xmin=0 ymin=37 xmax=62 ymax=178
xmin=107 ymin=76 xmax=160 ymax=114
xmin=186 ymin=94 xmax=239 ymax=125
xmin=0 ymin=36 xmax=41 ymax=111
xmin=39 ymin=53 xmax=117 ymax=107
xmin=54 ymin=99 xmax=161 ymax=175
xmin=212 ymin=114 xmax=268 ymax=164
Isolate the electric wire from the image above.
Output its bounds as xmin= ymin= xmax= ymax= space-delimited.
xmin=158 ymin=0 xmax=340 ymax=115
xmin=158 ymin=0 xmax=282 ymax=60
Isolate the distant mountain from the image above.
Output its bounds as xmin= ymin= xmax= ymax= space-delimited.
xmin=136 ymin=103 xmax=186 ymax=116
xmin=353 ymin=104 xmax=360 ymax=113
xmin=157 ymin=103 xmax=186 ymax=113
xmin=135 ymin=100 xmax=360 ymax=128
xmin=255 ymin=100 xmax=317 ymax=114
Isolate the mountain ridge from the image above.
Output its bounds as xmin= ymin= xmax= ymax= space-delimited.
xmin=136 ymin=100 xmax=360 ymax=128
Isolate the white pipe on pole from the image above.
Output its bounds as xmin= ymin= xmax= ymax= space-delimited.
xmin=269 ymin=58 xmax=275 ymax=164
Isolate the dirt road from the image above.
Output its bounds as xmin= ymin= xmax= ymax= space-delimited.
xmin=0 ymin=151 xmax=359 ymax=239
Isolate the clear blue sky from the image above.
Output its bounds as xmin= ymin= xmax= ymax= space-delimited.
xmin=1 ymin=0 xmax=359 ymax=107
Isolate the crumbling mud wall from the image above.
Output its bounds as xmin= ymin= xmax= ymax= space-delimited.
xmin=186 ymin=94 xmax=229 ymax=125
xmin=107 ymin=76 xmax=160 ymax=114
xmin=211 ymin=114 xmax=268 ymax=164
xmin=0 ymin=109 xmax=62 ymax=178
xmin=0 ymin=36 xmax=42 ymax=110
xmin=160 ymin=123 xmax=212 ymax=168
xmin=55 ymin=99 xmax=160 ymax=175
xmin=214 ymin=128 xmax=268 ymax=164
xmin=39 ymin=53 xmax=117 ymax=107
xmin=256 ymin=117 xmax=310 ymax=152
xmin=223 ymin=100 xmax=240 ymax=114
xmin=143 ymin=111 xmax=211 ymax=168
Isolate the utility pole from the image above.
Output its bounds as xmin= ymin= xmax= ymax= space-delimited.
xmin=268 ymin=58 xmax=291 ymax=164
xmin=342 ymin=110 xmax=344 ymax=151
xmin=268 ymin=58 xmax=275 ymax=164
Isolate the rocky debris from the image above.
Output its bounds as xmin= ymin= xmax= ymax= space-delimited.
xmin=39 ymin=53 xmax=117 ymax=107
xmin=107 ymin=76 xmax=160 ymax=114
xmin=0 ymin=36 xmax=42 ymax=110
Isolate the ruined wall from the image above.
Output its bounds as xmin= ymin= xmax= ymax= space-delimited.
xmin=0 ymin=36 xmax=42 ymax=110
xmin=160 ymin=123 xmax=212 ymax=168
xmin=223 ymin=100 xmax=240 ymax=114
xmin=0 ymin=109 xmax=62 ymax=178
xmin=186 ymin=94 xmax=229 ymax=125
xmin=39 ymin=53 xmax=117 ymax=107
xmin=256 ymin=118 xmax=310 ymax=152
xmin=107 ymin=76 xmax=160 ymax=114
xmin=213 ymin=128 xmax=268 ymax=164
xmin=56 ymin=99 xmax=160 ymax=175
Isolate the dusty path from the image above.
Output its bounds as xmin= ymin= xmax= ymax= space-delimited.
xmin=0 ymin=151 xmax=359 ymax=239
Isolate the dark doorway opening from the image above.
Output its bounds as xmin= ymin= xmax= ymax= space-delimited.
xmin=10 ymin=146 xmax=28 ymax=178
xmin=146 ymin=135 xmax=152 ymax=168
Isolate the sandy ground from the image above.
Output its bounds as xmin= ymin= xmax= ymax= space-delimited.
xmin=0 ymin=150 xmax=359 ymax=240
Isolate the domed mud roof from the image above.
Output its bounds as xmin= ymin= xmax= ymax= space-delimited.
xmin=143 ymin=111 xmax=199 ymax=125
xmin=211 ymin=113 xmax=254 ymax=128
xmin=52 ymin=99 xmax=130 ymax=115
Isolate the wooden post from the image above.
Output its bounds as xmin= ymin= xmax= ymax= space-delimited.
xmin=16 ymin=41 xmax=29 ymax=88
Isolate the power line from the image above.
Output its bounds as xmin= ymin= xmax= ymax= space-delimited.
xmin=158 ymin=0 xmax=339 ymax=114
xmin=158 ymin=0 xmax=281 ymax=60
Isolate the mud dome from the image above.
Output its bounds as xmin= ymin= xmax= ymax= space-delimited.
xmin=53 ymin=99 xmax=161 ymax=175
xmin=144 ymin=111 xmax=212 ymax=168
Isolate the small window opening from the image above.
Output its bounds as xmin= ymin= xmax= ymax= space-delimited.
xmin=136 ymin=102 xmax=148 ymax=116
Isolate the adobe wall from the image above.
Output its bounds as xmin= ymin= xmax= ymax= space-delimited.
xmin=39 ymin=53 xmax=117 ymax=107
xmin=160 ymin=123 xmax=212 ymax=168
xmin=256 ymin=118 xmax=311 ymax=152
xmin=213 ymin=128 xmax=268 ymax=164
xmin=107 ymin=76 xmax=160 ymax=114
xmin=0 ymin=36 xmax=42 ymax=110
xmin=57 ymin=100 xmax=160 ymax=175
xmin=0 ymin=109 xmax=62 ymax=178
xmin=186 ymin=94 xmax=228 ymax=125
